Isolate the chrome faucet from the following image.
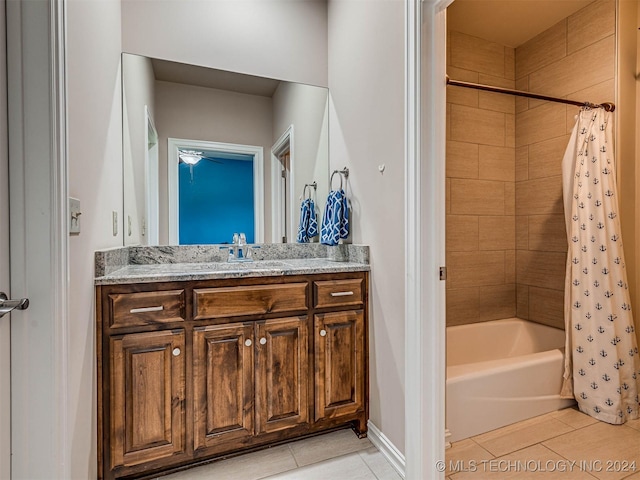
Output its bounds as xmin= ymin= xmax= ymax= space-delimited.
xmin=224 ymin=232 xmax=259 ymax=262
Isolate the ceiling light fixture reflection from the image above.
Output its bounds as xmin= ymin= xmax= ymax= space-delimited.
xmin=179 ymin=149 xmax=203 ymax=165
xmin=179 ymin=149 xmax=204 ymax=183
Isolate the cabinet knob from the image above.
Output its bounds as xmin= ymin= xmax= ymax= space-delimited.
xmin=245 ymin=339 xmax=252 ymax=347
xmin=320 ymin=329 xmax=327 ymax=337
xmin=259 ymin=337 xmax=267 ymax=345
xmin=172 ymin=347 xmax=181 ymax=356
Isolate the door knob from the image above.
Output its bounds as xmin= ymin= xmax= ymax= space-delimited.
xmin=0 ymin=292 xmax=29 ymax=319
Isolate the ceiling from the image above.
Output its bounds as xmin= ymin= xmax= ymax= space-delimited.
xmin=447 ymin=0 xmax=594 ymax=47
xmin=151 ymin=58 xmax=281 ymax=97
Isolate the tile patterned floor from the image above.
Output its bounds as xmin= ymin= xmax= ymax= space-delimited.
xmin=159 ymin=407 xmax=640 ymax=479
xmin=446 ymin=407 xmax=640 ymax=480
xmin=161 ymin=429 xmax=402 ymax=480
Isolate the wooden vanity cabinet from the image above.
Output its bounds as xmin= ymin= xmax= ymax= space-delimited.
xmin=97 ymin=272 xmax=368 ymax=480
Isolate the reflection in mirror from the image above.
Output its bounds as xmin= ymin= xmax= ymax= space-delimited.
xmin=122 ymin=53 xmax=329 ymax=246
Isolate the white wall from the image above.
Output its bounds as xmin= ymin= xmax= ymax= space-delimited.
xmin=67 ymin=0 xmax=123 ymax=477
xmin=121 ymin=0 xmax=328 ymax=87
xmin=272 ymin=82 xmax=329 ymax=239
xmin=154 ymin=81 xmax=274 ymax=243
xmin=122 ymin=53 xmax=155 ymax=245
xmin=328 ymin=0 xmax=406 ymax=453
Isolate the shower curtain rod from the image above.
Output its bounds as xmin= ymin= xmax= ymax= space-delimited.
xmin=446 ymin=77 xmax=615 ymax=112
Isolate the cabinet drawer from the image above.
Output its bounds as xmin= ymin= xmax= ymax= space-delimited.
xmin=194 ymin=283 xmax=308 ymax=320
xmin=314 ymin=278 xmax=363 ymax=309
xmin=109 ymin=290 xmax=185 ymax=328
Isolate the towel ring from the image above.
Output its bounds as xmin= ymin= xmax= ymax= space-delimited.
xmin=330 ymin=170 xmax=343 ymax=191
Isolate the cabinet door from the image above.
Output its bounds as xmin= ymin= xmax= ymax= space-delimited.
xmin=314 ymin=310 xmax=365 ymax=421
xmin=110 ymin=330 xmax=185 ymax=469
xmin=255 ymin=316 xmax=309 ymax=434
xmin=193 ymin=323 xmax=254 ymax=450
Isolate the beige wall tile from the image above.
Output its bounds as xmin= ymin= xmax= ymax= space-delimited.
xmin=504 ymin=182 xmax=515 ymax=215
xmin=479 ymin=216 xmax=515 ymax=251
xmin=516 ymin=175 xmax=563 ymax=216
xmin=447 ymin=66 xmax=479 ymax=83
xmin=446 ymin=178 xmax=451 ymax=214
xmin=516 ymin=146 xmax=529 ymax=182
xmin=447 ymin=215 xmax=479 ymax=252
xmin=505 ymin=250 xmax=516 ymax=284
xmin=479 ymin=145 xmax=514 ymax=181
xmin=528 ymin=36 xmax=615 ymax=99
xmin=528 ymin=214 xmax=567 ymax=252
xmin=517 ymin=250 xmax=566 ymax=291
xmin=447 ymin=251 xmax=505 ymax=289
xmin=517 ymin=284 xmax=529 ymax=318
xmin=567 ymin=0 xmax=615 ymax=55
xmin=450 ymin=104 xmax=506 ymax=147
xmin=451 ymin=179 xmax=506 ymax=215
xmin=505 ymin=113 xmax=515 ymax=147
xmin=516 ymin=20 xmax=567 ymax=78
xmin=516 ymin=103 xmax=566 ymax=147
xmin=450 ymin=31 xmax=505 ymax=77
xmin=479 ymin=91 xmax=515 ymax=114
xmin=505 ymin=46 xmax=515 ymax=81
xmin=516 ymin=216 xmax=528 ymax=250
xmin=477 ymin=74 xmax=516 ymax=114
xmin=447 ymin=85 xmax=478 ymax=108
xmin=446 ymin=287 xmax=479 ymax=326
xmin=446 ymin=103 xmax=451 ymax=136
xmin=528 ymin=286 xmax=564 ymax=329
xmin=478 ymin=73 xmax=515 ymax=90
xmin=528 ymin=135 xmax=570 ymax=180
xmin=566 ymin=78 xmax=615 ymax=107
xmin=447 ymin=140 xmax=479 ymax=179
xmin=478 ymin=284 xmax=516 ymax=320
xmin=515 ymin=76 xmax=529 ymax=113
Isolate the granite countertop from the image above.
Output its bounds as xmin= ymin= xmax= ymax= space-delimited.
xmin=95 ymin=244 xmax=370 ymax=285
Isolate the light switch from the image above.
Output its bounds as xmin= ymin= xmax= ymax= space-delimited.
xmin=69 ymin=197 xmax=81 ymax=235
xmin=112 ymin=211 xmax=118 ymax=236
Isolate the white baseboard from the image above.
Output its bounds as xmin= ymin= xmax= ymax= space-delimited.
xmin=445 ymin=429 xmax=452 ymax=449
xmin=367 ymin=421 xmax=406 ymax=479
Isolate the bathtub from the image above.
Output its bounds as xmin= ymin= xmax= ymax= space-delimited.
xmin=446 ymin=318 xmax=575 ymax=442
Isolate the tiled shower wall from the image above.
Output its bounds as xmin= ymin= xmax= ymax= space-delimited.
xmin=445 ymin=32 xmax=516 ymax=326
xmin=514 ymin=0 xmax=615 ymax=329
xmin=445 ymin=0 xmax=615 ymax=328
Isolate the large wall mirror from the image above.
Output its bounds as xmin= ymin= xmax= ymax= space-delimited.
xmin=122 ymin=53 xmax=330 ymax=246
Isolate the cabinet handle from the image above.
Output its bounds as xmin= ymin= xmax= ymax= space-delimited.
xmin=259 ymin=337 xmax=267 ymax=345
xmin=330 ymin=291 xmax=354 ymax=297
xmin=320 ymin=329 xmax=327 ymax=337
xmin=172 ymin=347 xmax=181 ymax=356
xmin=130 ymin=305 xmax=164 ymax=314
xmin=245 ymin=339 xmax=252 ymax=347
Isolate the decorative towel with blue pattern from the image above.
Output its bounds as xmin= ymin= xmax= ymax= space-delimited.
xmin=320 ymin=189 xmax=349 ymax=246
xmin=296 ymin=198 xmax=318 ymax=243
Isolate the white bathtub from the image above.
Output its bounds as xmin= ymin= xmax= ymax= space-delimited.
xmin=446 ymin=318 xmax=575 ymax=442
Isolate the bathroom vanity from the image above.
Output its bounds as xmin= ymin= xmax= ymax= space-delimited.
xmin=95 ymin=245 xmax=369 ymax=480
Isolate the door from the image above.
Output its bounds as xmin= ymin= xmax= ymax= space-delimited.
xmin=314 ymin=310 xmax=365 ymax=421
xmin=255 ymin=316 xmax=309 ymax=434
xmin=193 ymin=323 xmax=254 ymax=451
xmin=110 ymin=330 xmax=186 ymax=469
xmin=0 ymin=30 xmax=9 ymax=476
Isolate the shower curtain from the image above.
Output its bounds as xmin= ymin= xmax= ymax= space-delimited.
xmin=562 ymin=108 xmax=640 ymax=424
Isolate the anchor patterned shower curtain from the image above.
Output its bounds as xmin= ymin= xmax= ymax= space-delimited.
xmin=561 ymin=108 xmax=640 ymax=424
